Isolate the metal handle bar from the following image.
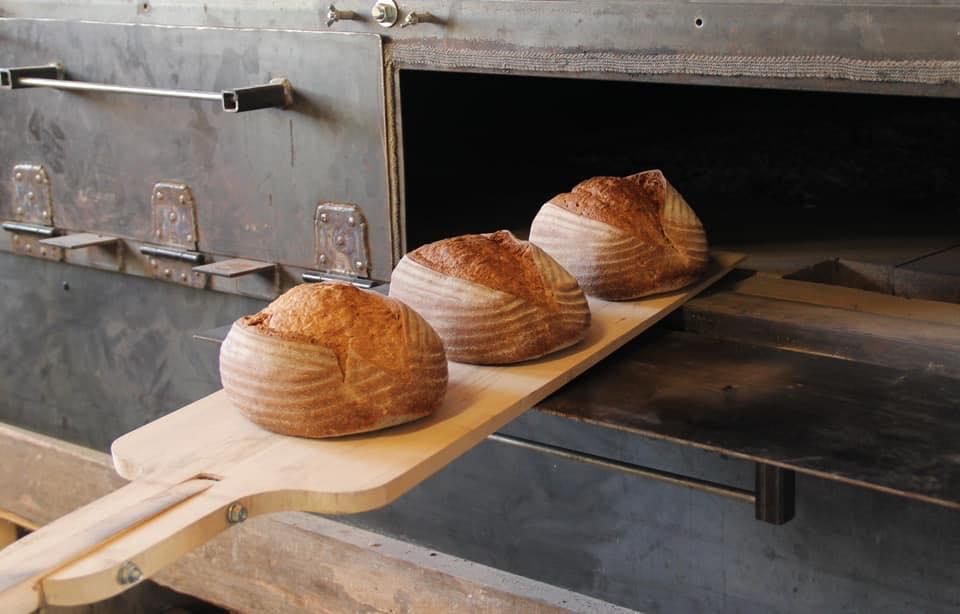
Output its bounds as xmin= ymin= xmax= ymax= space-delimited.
xmin=1 ymin=64 xmax=292 ymax=113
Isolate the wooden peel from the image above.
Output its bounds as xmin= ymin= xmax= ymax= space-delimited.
xmin=0 ymin=252 xmax=743 ymax=611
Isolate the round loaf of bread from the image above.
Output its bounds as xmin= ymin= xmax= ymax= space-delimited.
xmin=219 ymin=282 xmax=448 ymax=438
xmin=388 ymin=230 xmax=590 ymax=365
xmin=529 ymin=170 xmax=709 ymax=300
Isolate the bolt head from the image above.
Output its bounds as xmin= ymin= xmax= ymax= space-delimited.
xmin=335 ymin=235 xmax=345 ymax=246
xmin=150 ymin=259 xmax=158 ymax=268
xmin=35 ymin=173 xmax=44 ymax=183
xmin=163 ymin=268 xmax=172 ymax=277
xmin=24 ymin=243 xmax=32 ymax=252
xmin=27 ymin=191 xmax=35 ymax=201
xmin=186 ymin=233 xmax=193 ymax=242
xmin=372 ymin=5 xmax=385 ymax=19
xmin=226 ymin=503 xmax=248 ymax=524
xmin=155 ymin=191 xmax=164 ymax=200
xmin=179 ymin=194 xmax=188 ymax=205
xmin=14 ymin=171 xmax=23 ymax=181
xmin=117 ymin=561 xmax=143 ymax=585
xmin=355 ymin=260 xmax=364 ymax=269
xmin=180 ymin=272 xmax=188 ymax=281
xmin=318 ymin=253 xmax=328 ymax=264
xmin=319 ymin=213 xmax=328 ymax=224
xmin=42 ymin=210 xmax=49 ymax=218
xmin=155 ymin=229 xmax=162 ymax=238
xmin=168 ymin=211 xmax=177 ymax=222
xmin=14 ymin=206 xmax=22 ymax=215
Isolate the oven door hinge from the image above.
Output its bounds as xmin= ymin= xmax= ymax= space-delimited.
xmin=302 ymin=202 xmax=382 ymax=288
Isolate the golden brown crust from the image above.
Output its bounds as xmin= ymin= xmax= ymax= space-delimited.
xmin=409 ymin=231 xmax=552 ymax=309
xmin=220 ymin=283 xmax=448 ymax=438
xmin=390 ymin=232 xmax=590 ymax=365
xmin=242 ymin=282 xmax=407 ymax=374
xmin=530 ymin=170 xmax=709 ymax=300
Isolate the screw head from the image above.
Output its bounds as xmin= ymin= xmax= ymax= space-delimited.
xmin=163 ymin=268 xmax=172 ymax=277
xmin=14 ymin=206 xmax=22 ymax=215
xmin=355 ymin=260 xmax=364 ymax=269
xmin=348 ymin=216 xmax=356 ymax=226
xmin=155 ymin=229 xmax=162 ymax=238
xmin=155 ymin=191 xmax=164 ymax=200
xmin=41 ymin=210 xmax=49 ymax=219
xmin=335 ymin=235 xmax=345 ymax=246
xmin=14 ymin=171 xmax=23 ymax=181
xmin=27 ymin=191 xmax=35 ymax=201
xmin=24 ymin=243 xmax=32 ymax=252
xmin=168 ymin=211 xmax=177 ymax=222
xmin=35 ymin=173 xmax=44 ymax=183
xmin=150 ymin=259 xmax=158 ymax=268
xmin=179 ymin=194 xmax=189 ymax=205
xmin=180 ymin=272 xmax=188 ymax=281
xmin=318 ymin=253 xmax=328 ymax=264
xmin=117 ymin=561 xmax=143 ymax=585
xmin=226 ymin=502 xmax=248 ymax=524
xmin=319 ymin=213 xmax=328 ymax=224
xmin=40 ymin=247 xmax=47 ymax=256
xmin=186 ymin=233 xmax=193 ymax=242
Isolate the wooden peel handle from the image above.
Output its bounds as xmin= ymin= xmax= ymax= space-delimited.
xmin=0 ymin=477 xmax=215 ymax=613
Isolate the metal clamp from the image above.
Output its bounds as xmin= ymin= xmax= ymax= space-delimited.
xmin=1 ymin=64 xmax=293 ymax=113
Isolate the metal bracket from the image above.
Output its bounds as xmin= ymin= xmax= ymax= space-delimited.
xmin=193 ymin=258 xmax=278 ymax=299
xmin=12 ymin=163 xmax=54 ymax=225
xmin=5 ymin=164 xmax=60 ymax=261
xmin=310 ymin=202 xmax=372 ymax=282
xmin=0 ymin=64 xmax=62 ymax=89
xmin=40 ymin=233 xmax=121 ymax=271
xmin=142 ymin=182 xmax=205 ymax=288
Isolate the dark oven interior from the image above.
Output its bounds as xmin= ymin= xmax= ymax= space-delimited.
xmin=400 ymin=71 xmax=960 ymax=263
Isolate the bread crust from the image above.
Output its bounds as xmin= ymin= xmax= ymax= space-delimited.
xmin=219 ymin=283 xmax=448 ymax=438
xmin=389 ymin=231 xmax=590 ymax=365
xmin=530 ymin=170 xmax=709 ymax=300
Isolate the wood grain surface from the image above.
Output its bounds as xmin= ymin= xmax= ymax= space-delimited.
xmin=0 ymin=252 xmax=741 ymax=610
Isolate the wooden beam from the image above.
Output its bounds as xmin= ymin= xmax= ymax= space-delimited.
xmin=0 ymin=422 xmax=626 ymax=613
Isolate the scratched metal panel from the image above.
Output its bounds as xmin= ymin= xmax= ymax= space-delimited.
xmin=0 ymin=19 xmax=393 ymax=279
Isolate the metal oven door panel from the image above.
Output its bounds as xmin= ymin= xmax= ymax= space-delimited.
xmin=0 ymin=19 xmax=392 ymax=279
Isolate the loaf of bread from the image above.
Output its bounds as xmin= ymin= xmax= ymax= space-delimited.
xmin=219 ymin=282 xmax=448 ymax=438
xmin=529 ymin=170 xmax=709 ymax=300
xmin=388 ymin=230 xmax=590 ymax=365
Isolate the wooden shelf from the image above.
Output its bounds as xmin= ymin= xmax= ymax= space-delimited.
xmin=538 ymin=328 xmax=960 ymax=511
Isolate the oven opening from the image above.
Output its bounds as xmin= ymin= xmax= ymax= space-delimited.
xmin=399 ymin=71 xmax=960 ymax=279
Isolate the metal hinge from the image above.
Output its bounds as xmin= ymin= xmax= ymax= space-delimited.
xmin=302 ymin=202 xmax=381 ymax=288
xmin=3 ymin=163 xmax=62 ymax=261
xmin=139 ymin=181 xmax=206 ymax=287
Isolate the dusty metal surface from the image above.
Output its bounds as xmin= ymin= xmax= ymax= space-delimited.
xmin=0 ymin=19 xmax=392 ymax=280
xmin=4 ymin=1 xmax=960 ymax=97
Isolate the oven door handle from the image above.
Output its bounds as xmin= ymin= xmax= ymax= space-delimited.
xmin=0 ymin=64 xmax=292 ymax=113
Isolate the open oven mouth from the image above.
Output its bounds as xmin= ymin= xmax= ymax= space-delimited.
xmin=399 ymin=70 xmax=960 ymax=257
xmin=786 ymin=257 xmax=960 ymax=304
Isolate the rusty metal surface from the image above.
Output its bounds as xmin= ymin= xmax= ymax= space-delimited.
xmin=0 ymin=19 xmax=392 ymax=279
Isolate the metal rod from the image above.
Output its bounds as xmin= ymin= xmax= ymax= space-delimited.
xmin=1 ymin=221 xmax=56 ymax=237
xmin=139 ymin=245 xmax=205 ymax=264
xmin=302 ymin=271 xmax=382 ymax=288
xmin=18 ymin=77 xmax=223 ymax=102
xmin=488 ymin=433 xmax=756 ymax=504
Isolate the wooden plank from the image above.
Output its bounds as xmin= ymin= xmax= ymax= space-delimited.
xmin=732 ymin=274 xmax=960 ymax=327
xmin=540 ymin=329 xmax=960 ymax=510
xmin=680 ymin=291 xmax=960 ymax=378
xmin=0 ymin=252 xmax=743 ymax=610
xmin=0 ymin=423 xmax=629 ymax=614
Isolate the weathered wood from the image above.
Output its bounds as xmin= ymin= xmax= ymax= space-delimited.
xmin=680 ymin=290 xmax=960 ymax=378
xmin=0 ymin=423 xmax=629 ymax=614
xmin=732 ymin=274 xmax=960 ymax=327
xmin=540 ymin=328 xmax=960 ymax=510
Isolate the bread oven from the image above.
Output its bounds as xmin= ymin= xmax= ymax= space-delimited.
xmin=0 ymin=1 xmax=958 ymax=612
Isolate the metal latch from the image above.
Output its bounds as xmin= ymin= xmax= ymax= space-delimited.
xmin=302 ymin=202 xmax=381 ymax=288
xmin=139 ymin=182 xmax=206 ymax=287
xmin=2 ymin=163 xmax=62 ymax=261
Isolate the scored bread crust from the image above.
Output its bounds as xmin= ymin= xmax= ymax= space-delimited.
xmin=219 ymin=283 xmax=448 ymax=438
xmin=389 ymin=231 xmax=591 ymax=365
xmin=529 ymin=170 xmax=709 ymax=300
